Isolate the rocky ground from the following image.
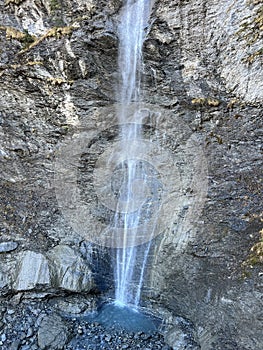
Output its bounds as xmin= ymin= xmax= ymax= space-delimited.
xmin=0 ymin=294 xmax=200 ymax=350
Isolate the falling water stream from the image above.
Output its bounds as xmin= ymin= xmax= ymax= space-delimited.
xmin=82 ymin=0 xmax=160 ymax=332
xmin=113 ymin=0 xmax=155 ymax=307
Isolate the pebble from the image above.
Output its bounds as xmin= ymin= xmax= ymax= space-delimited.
xmin=7 ymin=309 xmax=15 ymax=315
xmin=142 ymin=333 xmax=151 ymax=340
xmin=0 ymin=241 xmax=18 ymax=253
xmin=26 ymin=327 xmax=33 ymax=338
xmin=20 ymin=346 xmax=31 ymax=350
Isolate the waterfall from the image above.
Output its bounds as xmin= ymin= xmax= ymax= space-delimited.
xmin=113 ymin=0 xmax=155 ymax=307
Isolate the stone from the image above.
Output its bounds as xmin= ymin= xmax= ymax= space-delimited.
xmin=20 ymin=346 xmax=31 ymax=350
xmin=0 ymin=241 xmax=18 ymax=253
xmin=105 ymin=334 xmax=112 ymax=342
xmin=7 ymin=309 xmax=15 ymax=314
xmin=9 ymin=340 xmax=21 ymax=350
xmin=47 ymin=245 xmax=94 ymax=292
xmin=13 ymin=251 xmax=50 ymax=291
xmin=38 ymin=314 xmax=69 ymax=350
xmin=26 ymin=327 xmax=33 ymax=338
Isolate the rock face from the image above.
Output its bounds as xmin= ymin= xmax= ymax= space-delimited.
xmin=0 ymin=0 xmax=262 ymax=349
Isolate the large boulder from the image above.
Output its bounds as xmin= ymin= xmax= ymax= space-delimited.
xmin=13 ymin=251 xmax=50 ymax=291
xmin=47 ymin=244 xmax=94 ymax=292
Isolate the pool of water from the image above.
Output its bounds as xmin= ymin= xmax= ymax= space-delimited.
xmin=84 ymin=302 xmax=161 ymax=333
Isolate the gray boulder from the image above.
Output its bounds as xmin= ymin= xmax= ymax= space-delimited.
xmin=48 ymin=244 xmax=94 ymax=292
xmin=13 ymin=251 xmax=50 ymax=291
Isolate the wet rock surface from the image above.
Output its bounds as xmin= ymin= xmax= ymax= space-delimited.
xmin=0 ymin=0 xmax=262 ymax=349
